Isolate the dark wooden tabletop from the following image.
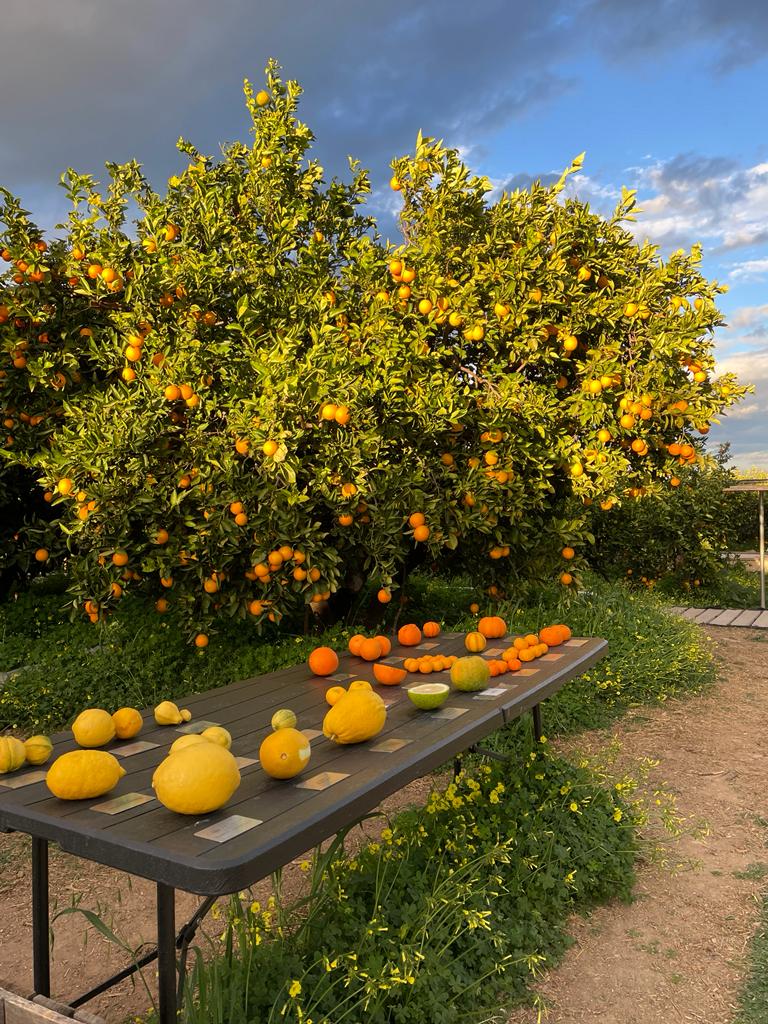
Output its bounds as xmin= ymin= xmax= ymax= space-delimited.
xmin=0 ymin=633 xmax=606 ymax=895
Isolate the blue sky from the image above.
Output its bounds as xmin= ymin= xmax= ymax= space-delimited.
xmin=1 ymin=0 xmax=766 ymax=467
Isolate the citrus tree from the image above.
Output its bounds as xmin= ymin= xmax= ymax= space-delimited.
xmin=0 ymin=60 xmax=747 ymax=640
xmin=585 ymin=443 xmax=747 ymax=588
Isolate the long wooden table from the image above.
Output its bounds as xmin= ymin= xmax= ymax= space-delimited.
xmin=0 ymin=632 xmax=606 ymax=1023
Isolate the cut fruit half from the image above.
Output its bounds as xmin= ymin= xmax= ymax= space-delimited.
xmin=373 ymin=663 xmax=407 ymax=686
xmin=407 ymin=683 xmax=450 ymax=710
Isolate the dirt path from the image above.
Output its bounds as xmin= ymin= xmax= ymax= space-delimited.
xmin=1 ymin=627 xmax=766 ymax=1023
xmin=507 ymin=626 xmax=768 ymax=1024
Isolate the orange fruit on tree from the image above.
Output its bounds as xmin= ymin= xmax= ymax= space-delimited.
xmin=561 ymin=546 xmax=575 ymax=560
xmin=408 ymin=512 xmax=425 ymax=528
xmin=377 ymin=588 xmax=392 ymax=603
xmin=112 ymin=550 xmax=129 ymax=567
xmin=308 ymin=646 xmax=339 ymax=676
xmin=373 ymin=663 xmax=407 ymax=686
xmin=413 ymin=524 xmax=430 ymax=542
xmin=34 ymin=548 xmax=49 ymax=562
xmin=422 ymin=621 xmax=440 ymax=638
xmin=194 ymin=633 xmax=209 ymax=648
xmin=560 ymin=572 xmax=573 ymax=585
xmin=358 ymin=637 xmax=383 ymax=661
xmin=398 ymin=623 xmax=422 ymax=647
xmin=155 ymin=598 xmax=169 ymax=613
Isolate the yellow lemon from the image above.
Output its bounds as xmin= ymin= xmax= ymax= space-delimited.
xmin=112 ymin=707 xmax=143 ymax=740
xmin=152 ymin=744 xmax=241 ymax=815
xmin=322 ymin=691 xmax=386 ymax=745
xmin=348 ymin=679 xmax=373 ymax=692
xmin=24 ymin=735 xmax=53 ymax=766
xmin=201 ymin=726 xmax=232 ymax=749
xmin=46 ymin=750 xmax=125 ymax=800
xmin=169 ymin=734 xmax=208 ymax=755
xmin=259 ymin=727 xmax=311 ymax=779
xmin=0 ymin=736 xmax=26 ymax=773
xmin=154 ymin=701 xmax=192 ymax=725
xmin=72 ymin=709 xmax=116 ymax=748
xmin=325 ymin=686 xmax=347 ymax=707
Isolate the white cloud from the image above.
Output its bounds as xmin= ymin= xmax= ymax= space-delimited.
xmin=623 ymin=154 xmax=768 ymax=254
xmin=729 ymin=258 xmax=768 ymax=281
xmin=730 ymin=304 xmax=768 ymax=328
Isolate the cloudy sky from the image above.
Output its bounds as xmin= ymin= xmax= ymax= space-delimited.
xmin=1 ymin=1 xmax=766 ymax=468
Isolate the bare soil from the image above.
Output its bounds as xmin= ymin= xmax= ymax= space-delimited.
xmin=507 ymin=626 xmax=768 ymax=1024
xmin=1 ymin=626 xmax=766 ymax=1024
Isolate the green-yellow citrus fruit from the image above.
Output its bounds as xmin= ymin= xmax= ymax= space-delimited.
xmin=407 ymin=683 xmax=450 ymax=710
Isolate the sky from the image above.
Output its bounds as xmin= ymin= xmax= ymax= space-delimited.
xmin=0 ymin=0 xmax=766 ymax=468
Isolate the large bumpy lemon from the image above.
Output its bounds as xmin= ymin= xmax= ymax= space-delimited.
xmin=46 ymin=750 xmax=125 ymax=799
xmin=259 ymin=727 xmax=311 ymax=779
xmin=112 ymin=707 xmax=143 ymax=740
xmin=72 ymin=709 xmax=116 ymax=748
xmin=152 ymin=744 xmax=241 ymax=814
xmin=0 ymin=736 xmax=26 ymax=774
xmin=24 ymin=735 xmax=53 ymax=765
xmin=322 ymin=690 xmax=387 ymax=744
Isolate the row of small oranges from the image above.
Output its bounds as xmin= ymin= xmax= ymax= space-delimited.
xmin=402 ymin=654 xmax=459 ymax=674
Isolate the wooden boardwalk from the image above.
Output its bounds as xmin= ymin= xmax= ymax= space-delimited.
xmin=668 ymin=607 xmax=768 ymax=627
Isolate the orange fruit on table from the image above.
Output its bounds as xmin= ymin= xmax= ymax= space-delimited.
xmin=422 ymin=621 xmax=440 ymax=638
xmin=359 ymin=637 xmax=383 ymax=661
xmin=112 ymin=707 xmax=143 ymax=740
xmin=374 ymin=635 xmax=392 ymax=656
xmin=259 ymin=727 xmax=311 ymax=780
xmin=465 ymin=631 xmax=487 ymax=653
xmin=507 ymin=658 xmax=522 ymax=671
xmin=325 ymin=685 xmax=347 ymax=706
xmin=308 ymin=646 xmax=339 ymax=676
xmin=348 ymin=634 xmax=366 ymax=656
xmin=373 ymin=663 xmax=407 ymax=686
xmin=398 ymin=623 xmax=422 ymax=647
xmin=519 ymin=648 xmax=536 ymax=662
xmin=403 ymin=657 xmax=419 ymax=672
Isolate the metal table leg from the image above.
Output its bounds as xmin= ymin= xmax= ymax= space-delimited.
xmin=156 ymin=883 xmax=177 ymax=1024
xmin=531 ymin=703 xmax=543 ymax=742
xmin=31 ymin=836 xmax=50 ymax=997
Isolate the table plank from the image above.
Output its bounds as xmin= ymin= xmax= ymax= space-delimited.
xmin=0 ymin=636 xmax=606 ymax=895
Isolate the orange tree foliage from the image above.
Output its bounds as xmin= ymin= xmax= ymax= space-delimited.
xmin=0 ymin=61 xmax=747 ymax=638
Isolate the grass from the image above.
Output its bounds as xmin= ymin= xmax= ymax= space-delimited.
xmin=734 ymin=894 xmax=768 ymax=1024
xmin=653 ymin=559 xmax=762 ymax=610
